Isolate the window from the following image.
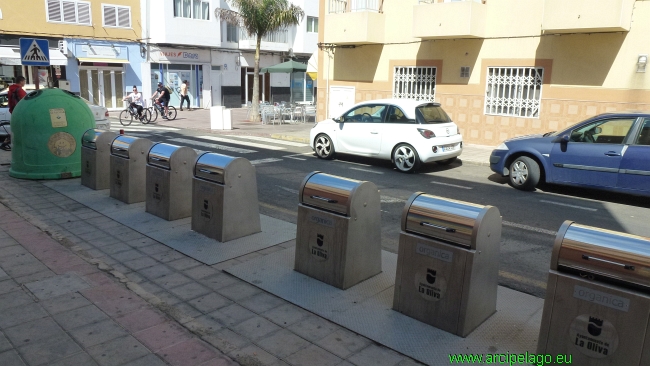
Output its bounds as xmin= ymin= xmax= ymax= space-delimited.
xmin=224 ymin=23 xmax=239 ymax=43
xmin=460 ymin=66 xmax=470 ymax=78
xmin=240 ymin=28 xmax=288 ymax=43
xmin=173 ymin=0 xmax=209 ymax=20
xmin=306 ymin=16 xmax=318 ymax=32
xmin=635 ymin=118 xmax=650 ymax=146
xmin=416 ymin=104 xmax=452 ymax=124
xmin=386 ymin=106 xmax=413 ymax=123
xmin=343 ymin=105 xmax=387 ymax=123
xmin=103 ymin=5 xmax=131 ymax=28
xmin=569 ymin=118 xmax=635 ymax=144
xmin=485 ymin=67 xmax=543 ymax=118
xmin=46 ymin=0 xmax=91 ymax=25
xmin=393 ymin=66 xmax=436 ymax=101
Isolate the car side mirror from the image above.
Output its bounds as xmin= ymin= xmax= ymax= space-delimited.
xmin=334 ymin=117 xmax=343 ymax=123
xmin=561 ymin=134 xmax=570 ymax=143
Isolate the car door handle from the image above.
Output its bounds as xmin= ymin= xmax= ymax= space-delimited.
xmin=604 ymin=151 xmax=621 ymax=156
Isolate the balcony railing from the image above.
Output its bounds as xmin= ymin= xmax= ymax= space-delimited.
xmin=329 ymin=0 xmax=380 ymax=14
xmin=240 ymin=28 xmax=288 ymax=44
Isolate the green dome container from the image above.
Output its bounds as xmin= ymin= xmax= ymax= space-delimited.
xmin=9 ymin=88 xmax=95 ymax=179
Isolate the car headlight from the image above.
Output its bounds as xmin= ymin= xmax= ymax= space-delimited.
xmin=495 ymin=142 xmax=509 ymax=151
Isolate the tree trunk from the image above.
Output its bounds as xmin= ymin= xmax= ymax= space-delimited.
xmin=251 ymin=36 xmax=262 ymax=122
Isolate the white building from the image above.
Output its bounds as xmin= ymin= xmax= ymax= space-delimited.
xmin=140 ymin=0 xmax=318 ymax=109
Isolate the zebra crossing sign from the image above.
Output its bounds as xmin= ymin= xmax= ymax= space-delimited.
xmin=20 ymin=38 xmax=50 ymax=66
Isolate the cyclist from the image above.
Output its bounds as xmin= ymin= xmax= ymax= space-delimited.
xmin=151 ymin=82 xmax=171 ymax=119
xmin=122 ymin=85 xmax=144 ymax=121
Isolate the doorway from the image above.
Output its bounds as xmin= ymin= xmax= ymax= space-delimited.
xmin=79 ymin=67 xmax=124 ymax=110
xmin=241 ymin=67 xmax=270 ymax=105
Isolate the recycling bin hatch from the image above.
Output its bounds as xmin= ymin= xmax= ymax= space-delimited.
xmin=191 ymin=152 xmax=260 ymax=242
xmin=146 ymin=143 xmax=197 ymax=221
xmin=81 ymin=129 xmax=117 ymax=190
xmin=294 ymin=172 xmax=381 ymax=290
xmin=109 ymin=135 xmax=153 ymax=204
xmin=538 ymin=221 xmax=650 ymax=365
xmin=392 ymin=192 xmax=501 ymax=337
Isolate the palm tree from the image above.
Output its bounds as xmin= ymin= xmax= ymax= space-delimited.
xmin=216 ymin=0 xmax=304 ymax=122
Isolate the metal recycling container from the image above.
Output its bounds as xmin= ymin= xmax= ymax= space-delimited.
xmin=295 ymin=172 xmax=382 ymax=290
xmin=393 ymin=192 xmax=501 ymax=337
xmin=145 ymin=143 xmax=197 ymax=221
xmin=9 ymin=88 xmax=95 ymax=179
xmin=109 ymin=135 xmax=153 ymax=204
xmin=81 ymin=129 xmax=117 ymax=190
xmin=538 ymin=221 xmax=650 ymax=365
xmin=191 ymin=152 xmax=260 ymax=242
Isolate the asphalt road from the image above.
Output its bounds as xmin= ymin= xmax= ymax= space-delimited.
xmin=114 ymin=123 xmax=650 ymax=298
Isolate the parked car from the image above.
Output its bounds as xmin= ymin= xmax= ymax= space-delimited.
xmin=310 ymin=99 xmax=463 ymax=173
xmin=490 ymin=112 xmax=650 ymax=196
xmin=0 ymin=88 xmax=110 ymax=130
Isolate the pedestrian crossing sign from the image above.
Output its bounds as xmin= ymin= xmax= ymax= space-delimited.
xmin=20 ymin=38 xmax=50 ymax=66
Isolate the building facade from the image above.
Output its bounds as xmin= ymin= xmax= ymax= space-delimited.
xmin=0 ymin=0 xmax=143 ymax=110
xmin=317 ymin=0 xmax=650 ymax=146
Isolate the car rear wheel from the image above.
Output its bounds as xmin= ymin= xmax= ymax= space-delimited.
xmin=392 ymin=144 xmax=420 ymax=173
xmin=436 ymin=157 xmax=457 ymax=165
xmin=509 ymin=156 xmax=540 ymax=191
xmin=314 ymin=134 xmax=335 ymax=159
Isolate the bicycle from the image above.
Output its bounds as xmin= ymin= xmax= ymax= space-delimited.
xmin=119 ymin=102 xmax=151 ymax=126
xmin=152 ymin=99 xmax=177 ymax=121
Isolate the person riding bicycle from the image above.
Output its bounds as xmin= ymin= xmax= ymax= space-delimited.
xmin=123 ymin=85 xmax=144 ymax=121
xmin=151 ymin=82 xmax=171 ymax=119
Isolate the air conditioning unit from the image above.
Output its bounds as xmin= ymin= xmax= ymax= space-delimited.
xmin=58 ymin=40 xmax=68 ymax=56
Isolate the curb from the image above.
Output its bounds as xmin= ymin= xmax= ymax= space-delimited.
xmin=270 ymin=134 xmax=311 ymax=144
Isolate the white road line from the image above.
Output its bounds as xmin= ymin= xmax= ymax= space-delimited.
xmin=503 ymin=221 xmax=557 ymax=236
xmin=168 ymin=138 xmax=256 ymax=154
xmin=226 ymin=135 xmax=308 ymax=147
xmin=278 ymin=186 xmax=299 ymax=194
xmin=197 ymin=135 xmax=286 ymax=150
xmin=540 ymin=200 xmax=598 ymax=212
xmin=250 ymin=158 xmax=283 ymax=165
xmin=430 ymin=181 xmax=473 ymax=190
xmin=335 ymin=160 xmax=371 ymax=167
xmin=111 ymin=126 xmax=179 ymax=131
xmin=380 ymin=196 xmax=405 ymax=203
xmin=349 ymin=167 xmax=384 ymax=174
xmin=110 ymin=128 xmax=157 ymax=133
xmin=284 ymin=156 xmax=307 ymax=160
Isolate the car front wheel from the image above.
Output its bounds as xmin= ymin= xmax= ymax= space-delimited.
xmin=392 ymin=144 xmax=420 ymax=173
xmin=508 ymin=156 xmax=540 ymax=191
xmin=314 ymin=134 xmax=335 ymax=159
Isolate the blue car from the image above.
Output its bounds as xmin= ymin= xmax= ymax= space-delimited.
xmin=490 ymin=112 xmax=650 ymax=196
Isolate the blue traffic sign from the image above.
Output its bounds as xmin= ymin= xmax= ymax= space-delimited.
xmin=20 ymin=38 xmax=50 ymax=66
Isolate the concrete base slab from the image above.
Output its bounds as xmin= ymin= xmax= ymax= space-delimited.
xmin=226 ymin=247 xmax=543 ymax=365
xmin=43 ymin=179 xmax=297 ymax=265
xmin=25 ymin=273 xmax=91 ymax=300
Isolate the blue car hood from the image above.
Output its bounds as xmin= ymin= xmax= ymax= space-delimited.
xmin=506 ymin=133 xmax=545 ymax=142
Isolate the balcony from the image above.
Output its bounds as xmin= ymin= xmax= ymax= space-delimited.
xmin=413 ymin=0 xmax=486 ymax=39
xmin=323 ymin=0 xmax=385 ymax=45
xmin=542 ymin=0 xmax=636 ymax=34
xmin=239 ymin=28 xmax=290 ymax=52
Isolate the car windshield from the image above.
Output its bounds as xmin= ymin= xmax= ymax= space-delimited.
xmin=415 ymin=104 xmax=451 ymax=124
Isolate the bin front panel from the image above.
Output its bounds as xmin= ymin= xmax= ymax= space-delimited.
xmin=194 ymin=153 xmax=236 ymax=184
xmin=147 ymin=143 xmax=179 ymax=170
xmin=300 ymin=172 xmax=361 ymax=216
xmin=111 ymin=135 xmax=137 ymax=159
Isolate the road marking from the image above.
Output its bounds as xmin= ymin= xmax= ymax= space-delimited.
xmin=284 ymin=155 xmax=306 ymax=160
xmin=430 ymin=181 xmax=473 ymax=190
xmin=117 ymin=132 xmax=151 ymax=138
xmin=381 ymin=196 xmax=405 ymax=203
xmin=284 ymin=152 xmax=313 ymax=160
xmin=349 ymin=167 xmax=384 ymax=174
xmin=168 ymin=138 xmax=256 ymax=154
xmin=250 ymin=158 xmax=283 ymax=165
xmin=259 ymin=202 xmax=297 ymax=216
xmin=226 ymin=135 xmax=308 ymax=147
xmin=499 ymin=270 xmax=547 ymax=290
xmin=197 ymin=135 xmax=286 ymax=150
xmin=110 ymin=128 xmax=157 ymax=133
xmin=111 ymin=125 xmax=179 ymax=131
xmin=503 ymin=221 xmax=557 ymax=236
xmin=335 ymin=160 xmax=371 ymax=167
xmin=278 ymin=186 xmax=299 ymax=195
xmin=540 ymin=199 xmax=597 ymax=212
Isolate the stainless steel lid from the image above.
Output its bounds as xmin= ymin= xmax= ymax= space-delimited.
xmin=111 ymin=135 xmax=138 ymax=158
xmin=555 ymin=222 xmax=650 ymax=289
xmin=81 ymin=129 xmax=101 ymax=150
xmin=147 ymin=143 xmax=181 ymax=170
xmin=402 ymin=193 xmax=485 ymax=248
xmin=194 ymin=152 xmax=237 ymax=184
xmin=299 ymin=172 xmax=362 ymax=216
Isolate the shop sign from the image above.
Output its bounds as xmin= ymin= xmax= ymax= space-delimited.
xmin=81 ymin=45 xmax=120 ymax=58
xmin=153 ymin=48 xmax=210 ymax=63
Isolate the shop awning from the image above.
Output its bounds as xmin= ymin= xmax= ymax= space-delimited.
xmin=307 ymin=51 xmax=317 ymax=80
xmin=77 ymin=57 xmax=129 ymax=64
xmin=261 ymin=60 xmax=307 ymax=73
xmin=0 ymin=46 xmax=68 ymax=66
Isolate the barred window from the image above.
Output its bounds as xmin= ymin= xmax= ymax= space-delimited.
xmin=46 ymin=0 xmax=91 ymax=25
xmin=485 ymin=67 xmax=543 ymax=118
xmin=103 ymin=5 xmax=131 ymax=28
xmin=393 ymin=66 xmax=436 ymax=102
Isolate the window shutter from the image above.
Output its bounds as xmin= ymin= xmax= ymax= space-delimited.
xmin=117 ymin=7 xmax=130 ymax=28
xmin=47 ymin=0 xmax=62 ymax=22
xmin=77 ymin=2 xmax=91 ymax=25
xmin=62 ymin=1 xmax=76 ymax=23
xmin=104 ymin=5 xmax=116 ymax=26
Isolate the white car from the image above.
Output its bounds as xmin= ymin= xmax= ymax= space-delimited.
xmin=0 ymin=88 xmax=110 ymax=130
xmin=310 ymin=99 xmax=463 ymax=173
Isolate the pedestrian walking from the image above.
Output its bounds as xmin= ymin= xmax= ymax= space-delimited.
xmin=180 ymin=80 xmax=190 ymax=111
xmin=2 ymin=76 xmax=27 ymax=151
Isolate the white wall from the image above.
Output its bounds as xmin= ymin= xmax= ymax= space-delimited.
xmin=290 ymin=0 xmax=319 ymax=56
xmin=147 ymin=0 xmax=222 ymax=48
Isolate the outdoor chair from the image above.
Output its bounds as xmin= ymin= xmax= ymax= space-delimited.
xmin=304 ymin=105 xmax=316 ymax=123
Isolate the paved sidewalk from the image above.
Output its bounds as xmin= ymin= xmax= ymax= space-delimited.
xmin=0 ymin=153 xmax=425 ymax=365
xmin=109 ymin=108 xmax=494 ymax=166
